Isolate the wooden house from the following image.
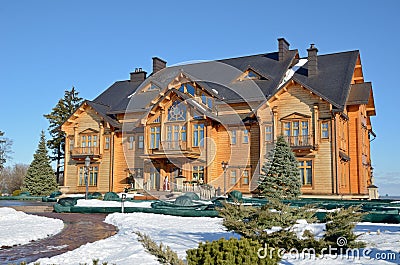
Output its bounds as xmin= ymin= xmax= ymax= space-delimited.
xmin=61 ymin=38 xmax=377 ymax=199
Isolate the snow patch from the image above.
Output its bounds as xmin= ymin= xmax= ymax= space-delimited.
xmin=0 ymin=207 xmax=64 ymax=247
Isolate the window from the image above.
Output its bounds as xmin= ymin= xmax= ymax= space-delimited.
xmin=104 ymin=136 xmax=110 ymax=150
xmin=231 ymin=130 xmax=237 ymax=145
xmin=181 ymin=126 xmax=187 ymax=141
xmin=78 ymin=165 xmax=98 ymax=186
xmin=168 ymin=101 xmax=186 ymax=121
xmin=128 ymin=136 xmax=134 ymax=150
xmin=138 ymin=135 xmax=144 ymax=149
xmin=265 ymin=125 xmax=273 ymax=142
xmin=178 ymin=83 xmax=195 ymax=96
xmin=298 ymin=160 xmax=312 ymax=185
xmin=69 ymin=137 xmax=74 ymax=151
xmin=242 ymin=170 xmax=249 ymax=185
xmin=150 ymin=127 xmax=160 ymax=149
xmin=147 ymin=83 xmax=159 ymax=91
xmin=321 ymin=122 xmax=329 ymax=139
xmin=193 ymin=166 xmax=204 ymax=182
xmin=283 ymin=120 xmax=309 ymax=146
xmin=243 ymin=129 xmax=249 ymax=144
xmin=81 ymin=134 xmax=98 ymax=149
xmin=193 ymin=123 xmax=205 ymax=147
xmin=230 ymin=170 xmax=237 ymax=185
xmin=238 ymin=70 xmax=261 ymax=81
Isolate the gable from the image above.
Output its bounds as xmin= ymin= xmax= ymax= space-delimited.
xmin=280 ymin=112 xmax=311 ymax=120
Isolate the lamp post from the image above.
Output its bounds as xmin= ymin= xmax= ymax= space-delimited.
xmin=221 ymin=161 xmax=229 ymax=196
xmin=84 ymin=156 xmax=90 ymax=200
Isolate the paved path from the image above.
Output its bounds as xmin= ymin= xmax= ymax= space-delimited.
xmin=0 ymin=212 xmax=117 ymax=264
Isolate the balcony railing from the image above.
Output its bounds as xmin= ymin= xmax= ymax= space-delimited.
xmin=71 ymin=147 xmax=100 ymax=156
xmin=283 ymin=135 xmax=312 ymax=147
xmin=161 ymin=140 xmax=187 ymax=151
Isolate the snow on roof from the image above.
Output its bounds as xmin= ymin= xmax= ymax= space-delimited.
xmin=278 ymin=58 xmax=308 ymax=89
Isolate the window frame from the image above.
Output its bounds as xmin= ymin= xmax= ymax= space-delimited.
xmin=265 ymin=125 xmax=273 ymax=143
xmin=138 ymin=135 xmax=144 ymax=149
xmin=298 ymin=160 xmax=313 ymax=186
xmin=192 ymin=123 xmax=205 ymax=147
xmin=321 ymin=121 xmax=330 ymax=140
xmin=242 ymin=129 xmax=249 ymax=144
xmin=104 ymin=136 xmax=110 ymax=150
xmin=128 ymin=135 xmax=134 ymax=150
xmin=149 ymin=126 xmax=161 ymax=149
xmin=230 ymin=170 xmax=237 ymax=185
xmin=242 ymin=170 xmax=249 ymax=185
xmin=192 ymin=165 xmax=205 ymax=182
xmin=78 ymin=165 xmax=99 ymax=186
xmin=231 ymin=130 xmax=237 ymax=145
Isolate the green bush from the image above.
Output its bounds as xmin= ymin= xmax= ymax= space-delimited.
xmin=186 ymin=237 xmax=280 ymax=265
xmin=136 ymin=231 xmax=185 ymax=265
xmin=324 ymin=206 xmax=366 ymax=249
xmin=103 ymin=192 xmax=120 ymax=201
xmin=12 ymin=189 xmax=22 ymax=196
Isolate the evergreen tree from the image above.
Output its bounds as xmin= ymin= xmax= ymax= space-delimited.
xmin=44 ymin=87 xmax=83 ymax=183
xmin=23 ymin=131 xmax=58 ymax=196
xmin=258 ymin=135 xmax=301 ymax=199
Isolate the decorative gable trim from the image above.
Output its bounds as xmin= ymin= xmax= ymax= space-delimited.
xmin=280 ymin=112 xmax=311 ymax=120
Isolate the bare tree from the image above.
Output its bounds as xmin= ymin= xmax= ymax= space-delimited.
xmin=0 ymin=130 xmax=13 ymax=170
xmin=0 ymin=164 xmax=29 ymax=194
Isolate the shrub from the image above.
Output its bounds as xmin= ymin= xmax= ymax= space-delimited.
xmin=186 ymin=237 xmax=280 ymax=265
xmin=324 ymin=206 xmax=366 ymax=249
xmin=12 ymin=189 xmax=21 ymax=196
xmin=103 ymin=192 xmax=120 ymax=201
xmin=135 ymin=231 xmax=185 ymax=265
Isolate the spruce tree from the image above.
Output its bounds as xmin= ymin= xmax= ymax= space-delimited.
xmin=258 ymin=135 xmax=301 ymax=199
xmin=44 ymin=87 xmax=83 ymax=183
xmin=23 ymin=131 xmax=58 ymax=196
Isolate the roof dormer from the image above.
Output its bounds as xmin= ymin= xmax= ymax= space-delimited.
xmin=236 ymin=68 xmax=265 ymax=81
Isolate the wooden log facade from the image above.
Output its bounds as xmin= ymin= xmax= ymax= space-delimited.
xmin=61 ymin=39 xmax=377 ymax=199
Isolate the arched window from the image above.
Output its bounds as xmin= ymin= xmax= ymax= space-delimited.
xmin=168 ymin=101 xmax=186 ymax=121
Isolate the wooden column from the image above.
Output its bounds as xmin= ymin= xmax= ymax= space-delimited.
xmin=313 ymin=104 xmax=319 ymax=147
xmin=73 ymin=124 xmax=78 ymax=147
xmin=272 ymin=107 xmax=278 ymax=141
xmin=99 ymin=123 xmax=104 ymax=154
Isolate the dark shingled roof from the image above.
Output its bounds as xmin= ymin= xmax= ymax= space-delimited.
xmin=81 ymin=46 xmax=369 ymax=128
xmin=291 ymin=50 xmax=359 ymax=110
xmin=347 ymin=82 xmax=372 ymax=105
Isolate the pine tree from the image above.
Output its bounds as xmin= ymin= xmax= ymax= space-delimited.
xmin=258 ymin=135 xmax=301 ymax=200
xmin=23 ymin=131 xmax=58 ymax=196
xmin=44 ymin=87 xmax=83 ymax=184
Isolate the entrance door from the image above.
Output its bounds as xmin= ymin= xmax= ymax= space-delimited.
xmin=150 ymin=167 xmax=161 ymax=191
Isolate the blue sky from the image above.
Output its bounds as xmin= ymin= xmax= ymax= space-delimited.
xmin=0 ymin=0 xmax=399 ymax=195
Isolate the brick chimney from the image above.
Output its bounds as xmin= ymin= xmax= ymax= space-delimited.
xmin=152 ymin=57 xmax=167 ymax=74
xmin=130 ymin=68 xmax=147 ymax=82
xmin=307 ymin=44 xmax=318 ymax=77
xmin=278 ymin=38 xmax=290 ymax=61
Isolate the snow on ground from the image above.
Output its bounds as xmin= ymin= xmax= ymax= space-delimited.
xmin=31 ymin=211 xmax=400 ymax=265
xmin=32 ymin=212 xmax=237 ymax=265
xmin=0 ymin=207 xmax=64 ymax=247
xmin=75 ymin=199 xmax=152 ymax=208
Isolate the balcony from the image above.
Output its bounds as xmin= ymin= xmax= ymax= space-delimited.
xmin=146 ymin=140 xmax=200 ymax=159
xmin=283 ymin=135 xmax=313 ymax=149
xmin=161 ymin=140 xmax=187 ymax=151
xmin=70 ymin=147 xmax=100 ymax=159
